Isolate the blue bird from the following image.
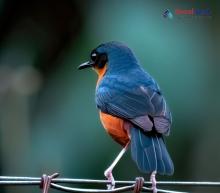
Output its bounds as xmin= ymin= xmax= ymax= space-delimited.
xmin=78 ymin=41 xmax=174 ymax=192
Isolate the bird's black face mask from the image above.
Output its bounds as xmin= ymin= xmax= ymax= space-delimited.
xmin=78 ymin=51 xmax=108 ymax=70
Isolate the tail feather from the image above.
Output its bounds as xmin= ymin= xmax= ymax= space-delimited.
xmin=130 ymin=127 xmax=174 ymax=175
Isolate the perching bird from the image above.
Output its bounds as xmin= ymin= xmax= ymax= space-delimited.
xmin=78 ymin=41 xmax=174 ymax=193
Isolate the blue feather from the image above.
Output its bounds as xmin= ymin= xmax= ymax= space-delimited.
xmin=130 ymin=127 xmax=174 ymax=175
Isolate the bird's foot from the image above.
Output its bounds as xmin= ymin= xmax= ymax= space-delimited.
xmin=104 ymin=169 xmax=115 ymax=190
xmin=150 ymin=171 xmax=157 ymax=193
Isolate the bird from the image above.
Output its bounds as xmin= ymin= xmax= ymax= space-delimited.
xmin=78 ymin=41 xmax=174 ymax=193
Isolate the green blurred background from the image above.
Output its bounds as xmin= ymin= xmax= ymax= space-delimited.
xmin=0 ymin=0 xmax=219 ymax=192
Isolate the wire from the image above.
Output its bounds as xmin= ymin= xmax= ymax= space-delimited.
xmin=1 ymin=176 xmax=220 ymax=193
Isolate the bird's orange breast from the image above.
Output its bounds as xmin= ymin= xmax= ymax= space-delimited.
xmin=99 ymin=111 xmax=130 ymax=146
xmin=95 ymin=64 xmax=107 ymax=86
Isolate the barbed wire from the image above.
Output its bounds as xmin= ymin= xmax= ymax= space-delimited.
xmin=1 ymin=174 xmax=220 ymax=193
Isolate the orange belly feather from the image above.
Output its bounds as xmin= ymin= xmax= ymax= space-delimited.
xmin=100 ymin=111 xmax=130 ymax=146
xmin=95 ymin=64 xmax=107 ymax=86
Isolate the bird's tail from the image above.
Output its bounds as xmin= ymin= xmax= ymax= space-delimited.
xmin=130 ymin=127 xmax=174 ymax=175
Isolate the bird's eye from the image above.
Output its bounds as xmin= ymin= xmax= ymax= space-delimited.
xmin=90 ymin=51 xmax=107 ymax=69
xmin=91 ymin=52 xmax=97 ymax=61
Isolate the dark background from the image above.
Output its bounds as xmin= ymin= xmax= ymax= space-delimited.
xmin=0 ymin=0 xmax=219 ymax=192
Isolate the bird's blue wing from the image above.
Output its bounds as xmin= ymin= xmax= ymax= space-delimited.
xmin=96 ymin=75 xmax=172 ymax=135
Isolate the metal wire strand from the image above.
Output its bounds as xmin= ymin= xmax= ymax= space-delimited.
xmin=1 ymin=175 xmax=220 ymax=193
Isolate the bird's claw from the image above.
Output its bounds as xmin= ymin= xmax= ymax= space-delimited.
xmin=104 ymin=169 xmax=115 ymax=189
xmin=150 ymin=171 xmax=157 ymax=193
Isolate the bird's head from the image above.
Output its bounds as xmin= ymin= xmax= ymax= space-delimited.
xmin=78 ymin=41 xmax=139 ymax=76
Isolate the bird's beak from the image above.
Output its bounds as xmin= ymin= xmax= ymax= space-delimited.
xmin=78 ymin=61 xmax=94 ymax=70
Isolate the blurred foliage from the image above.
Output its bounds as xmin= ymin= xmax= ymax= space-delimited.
xmin=0 ymin=0 xmax=219 ymax=193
